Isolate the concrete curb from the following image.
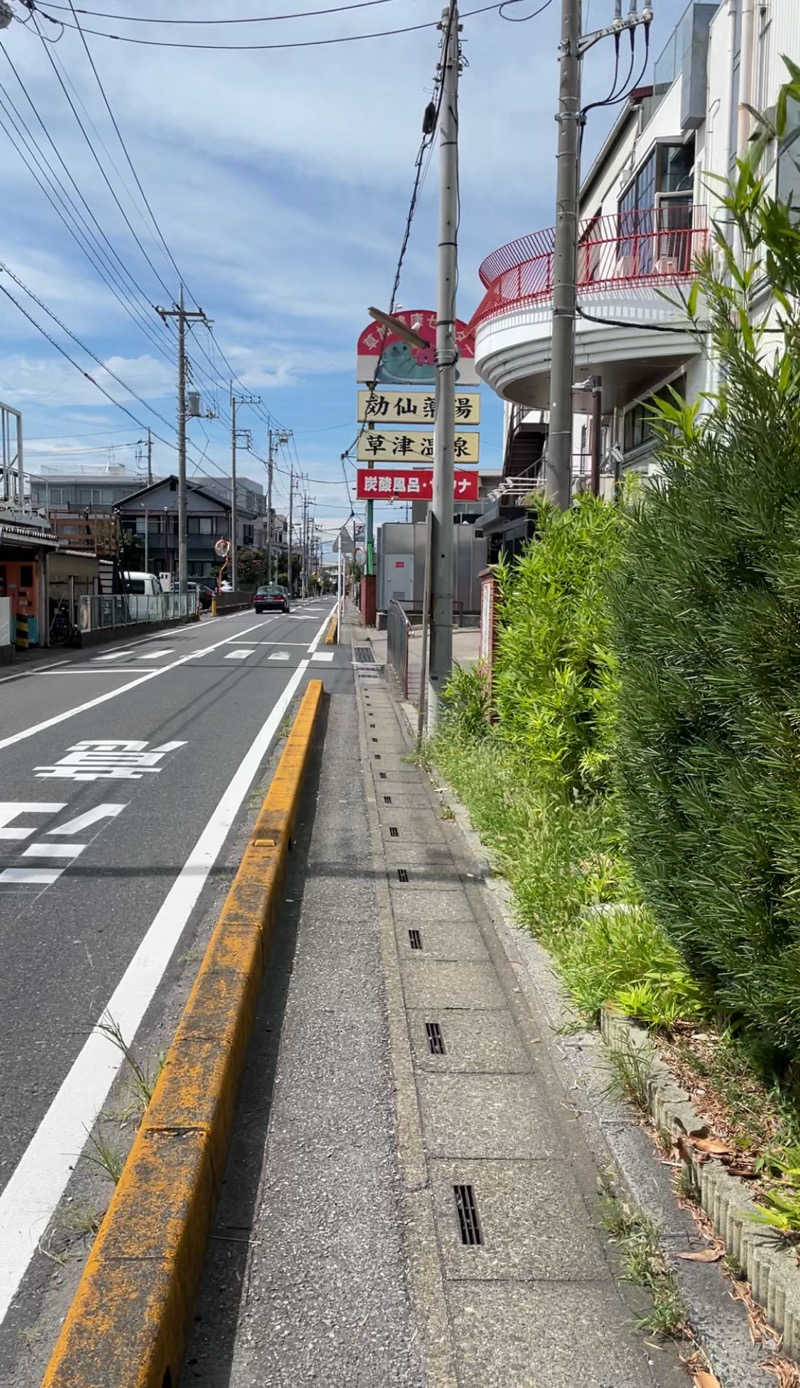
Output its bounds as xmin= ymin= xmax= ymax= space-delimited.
xmin=41 ymin=679 xmax=325 ymax=1388
xmin=600 ymin=1006 xmax=800 ymax=1358
xmin=324 ymin=613 xmax=338 ymax=645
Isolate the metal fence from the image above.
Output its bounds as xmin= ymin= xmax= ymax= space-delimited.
xmin=78 ymin=592 xmax=197 ymax=632
xmin=386 ymin=599 xmax=413 ymax=697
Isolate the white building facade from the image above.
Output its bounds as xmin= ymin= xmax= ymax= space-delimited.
xmin=473 ymin=0 xmax=800 ymax=488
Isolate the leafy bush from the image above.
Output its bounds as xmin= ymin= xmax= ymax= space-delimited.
xmin=610 ymin=66 xmax=800 ymax=1057
xmin=492 ymin=494 xmax=622 ymax=799
xmin=440 ymin=663 xmax=490 ymax=741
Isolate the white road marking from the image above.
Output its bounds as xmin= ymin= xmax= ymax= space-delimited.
xmin=0 ymin=653 xmax=313 ymax=1321
xmin=268 ymin=652 xmax=289 ymax=661
xmin=310 ymin=651 xmax=335 ymax=663
xmin=46 ymin=804 xmax=126 ymax=836
xmin=93 ymin=651 xmax=132 ymax=662
xmin=138 ymin=649 xmax=174 ymax=661
xmin=0 ymin=867 xmax=61 ymax=885
xmin=21 ymin=843 xmax=86 ymax=859
xmin=0 ymin=660 xmax=70 ymax=687
xmin=225 ymin=649 xmax=252 ymax=661
xmin=228 ymin=640 xmax=308 ymax=647
xmin=0 ymin=804 xmax=65 ymax=839
xmin=0 ymin=620 xmax=271 ymax=754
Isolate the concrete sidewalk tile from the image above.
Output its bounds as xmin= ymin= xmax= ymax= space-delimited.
xmin=391 ymin=889 xmax=478 ymax=923
xmin=417 ymin=1073 xmax=557 ymax=1159
xmin=388 ymin=866 xmax=464 ymax=891
xmin=400 ymin=960 xmax=507 ymax=1010
xmin=407 ymin=1008 xmax=532 ymax=1074
xmin=381 ymin=844 xmax=459 ymax=866
xmin=396 ymin=917 xmax=490 ymax=962
xmin=430 ymin=1159 xmax=606 ymax=1281
xmin=376 ymin=792 xmax=435 ymax=809
xmin=446 ymin=1281 xmax=662 ymax=1388
xmin=379 ymin=817 xmax=447 ymax=845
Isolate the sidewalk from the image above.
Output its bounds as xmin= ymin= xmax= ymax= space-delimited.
xmin=368 ymin=622 xmax=480 ymax=704
xmin=353 ymin=657 xmax=687 ymax=1388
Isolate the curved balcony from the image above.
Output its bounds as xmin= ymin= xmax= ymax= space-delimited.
xmin=472 ymin=206 xmax=707 ymax=410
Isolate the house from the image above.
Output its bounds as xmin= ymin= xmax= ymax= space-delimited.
xmin=116 ymin=477 xmax=232 ymax=581
xmin=471 ymin=0 xmax=800 ymax=488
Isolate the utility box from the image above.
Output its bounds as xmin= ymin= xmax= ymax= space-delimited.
xmin=377 ymin=521 xmax=486 ymax=618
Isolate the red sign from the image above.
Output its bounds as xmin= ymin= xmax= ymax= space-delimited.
xmin=356 ymin=308 xmax=479 ymax=386
xmin=356 ymin=468 xmax=478 ymax=501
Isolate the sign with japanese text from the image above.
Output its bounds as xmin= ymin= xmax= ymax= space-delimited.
xmin=357 ymin=389 xmax=480 ymax=426
xmin=356 ymin=309 xmax=479 ymax=385
xmin=356 ymin=469 xmax=479 ymax=501
xmin=356 ymin=430 xmax=479 ymax=464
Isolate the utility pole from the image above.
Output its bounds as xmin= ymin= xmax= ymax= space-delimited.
xmin=146 ymin=428 xmax=152 ymax=486
xmin=230 ymin=386 xmax=261 ymax=591
xmin=287 ymin=462 xmax=294 ymax=597
xmin=156 ymin=285 xmax=209 ymax=593
xmin=266 ymin=428 xmax=274 ymax=586
xmin=548 ymin=0 xmax=652 ymax=507
xmin=427 ymin=1 xmax=460 ymax=734
xmin=548 ymin=0 xmax=582 ymax=509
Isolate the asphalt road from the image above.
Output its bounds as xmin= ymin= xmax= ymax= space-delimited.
xmin=0 ymin=599 xmax=336 ymax=1333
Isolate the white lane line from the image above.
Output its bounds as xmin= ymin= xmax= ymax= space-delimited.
xmin=268 ymin=651 xmax=289 ymax=662
xmin=93 ymin=651 xmax=132 ymax=662
xmin=0 ymin=655 xmax=310 ymax=1322
xmin=307 ymin=608 xmax=336 ymax=654
xmin=0 ymin=620 xmax=271 ymax=754
xmin=225 ymin=649 xmax=252 ymax=661
xmin=0 ymin=867 xmax=61 ymax=885
xmin=0 ymin=660 xmax=70 ymax=687
xmin=310 ymin=651 xmax=335 ymax=663
xmin=39 ymin=669 xmax=152 ymax=676
xmin=138 ymin=649 xmax=174 ymax=661
xmin=21 ymin=843 xmax=86 ymax=859
xmin=228 ymin=640 xmax=308 ymax=647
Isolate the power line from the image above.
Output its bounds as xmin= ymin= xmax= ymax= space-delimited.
xmin=37 ymin=0 xmax=396 ymax=22
xmin=29 ymin=7 xmax=175 ymax=297
xmin=31 ymin=0 xmax=511 ymax=50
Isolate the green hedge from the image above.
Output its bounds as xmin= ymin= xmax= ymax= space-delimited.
xmin=610 ymin=71 xmax=800 ymax=1056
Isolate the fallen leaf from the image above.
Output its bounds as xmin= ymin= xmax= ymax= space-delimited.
xmin=694 ymin=1373 xmax=722 ymax=1388
xmin=677 ymin=1248 xmax=723 ymax=1262
xmin=691 ymin=1136 xmax=731 ymax=1157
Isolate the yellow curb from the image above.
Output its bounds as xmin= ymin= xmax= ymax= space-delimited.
xmin=324 ymin=613 xmax=338 ymax=645
xmin=42 ymin=680 xmax=324 ymax=1388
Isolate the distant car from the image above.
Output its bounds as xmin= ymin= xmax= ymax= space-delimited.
xmin=254 ymin=584 xmax=289 ymax=613
xmin=218 ymin=581 xmax=233 ymax=593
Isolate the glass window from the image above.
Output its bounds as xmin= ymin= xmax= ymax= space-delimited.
xmin=187 ymin=517 xmax=200 ymax=534
xmin=199 ymin=516 xmax=213 ymax=535
xmin=624 ymin=375 xmax=686 ymax=454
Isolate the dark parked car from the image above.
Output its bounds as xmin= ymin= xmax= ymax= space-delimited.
xmin=253 ymin=584 xmax=289 ymax=613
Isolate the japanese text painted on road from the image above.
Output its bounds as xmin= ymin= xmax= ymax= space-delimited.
xmin=35 ymin=739 xmax=186 ymax=781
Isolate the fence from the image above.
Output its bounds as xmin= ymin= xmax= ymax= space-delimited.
xmin=471 ymin=204 xmax=707 ymax=331
xmin=78 ymin=592 xmax=197 ymax=633
xmin=386 ymin=599 xmax=413 ymax=697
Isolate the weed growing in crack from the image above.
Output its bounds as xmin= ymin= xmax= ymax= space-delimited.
xmin=605 ymin=1031 xmax=657 ymax=1115
xmin=97 ymin=1015 xmax=163 ymax=1113
xmin=600 ymin=1186 xmax=686 ymax=1337
xmin=83 ymin=1125 xmax=124 ymax=1185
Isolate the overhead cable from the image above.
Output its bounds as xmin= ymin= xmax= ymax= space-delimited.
xmin=36 ymin=0 xmax=396 ymax=23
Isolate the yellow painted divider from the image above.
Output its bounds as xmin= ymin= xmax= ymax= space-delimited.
xmin=42 ymin=680 xmax=324 ymax=1388
xmin=324 ymin=612 xmax=338 ymax=645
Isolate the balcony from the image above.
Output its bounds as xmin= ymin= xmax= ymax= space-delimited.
xmin=472 ymin=205 xmax=707 ymax=411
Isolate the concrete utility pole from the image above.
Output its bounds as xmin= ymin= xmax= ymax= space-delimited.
xmin=146 ymin=428 xmax=152 ymax=486
xmin=287 ymin=462 xmax=294 ymax=597
xmin=427 ymin=1 xmax=461 ymax=734
xmin=547 ymin=0 xmax=653 ymax=508
xmin=266 ymin=428 xmax=274 ymax=585
xmin=548 ymin=0 xmax=582 ymax=510
xmin=156 ymin=285 xmax=209 ymax=593
xmin=230 ymin=387 xmax=261 ymax=591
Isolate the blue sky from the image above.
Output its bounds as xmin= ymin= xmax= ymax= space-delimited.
xmin=0 ymin=0 xmax=690 ymax=552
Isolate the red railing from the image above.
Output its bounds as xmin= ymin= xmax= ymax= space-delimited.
xmin=472 ymin=204 xmax=707 ymax=331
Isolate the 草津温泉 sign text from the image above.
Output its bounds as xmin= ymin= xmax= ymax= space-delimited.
xmin=356 ymin=430 xmax=479 ymax=464
xmin=355 ymin=469 xmax=478 ymax=501
xmin=357 ymin=389 xmax=480 ymax=426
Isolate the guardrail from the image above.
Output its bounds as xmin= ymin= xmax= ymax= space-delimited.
xmin=78 ymin=592 xmax=197 ymax=632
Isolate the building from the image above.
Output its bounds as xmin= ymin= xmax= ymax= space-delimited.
xmin=1 ymin=401 xmax=59 ymax=648
xmin=29 ymin=465 xmax=153 ymax=512
xmin=198 ymin=476 xmax=269 ymax=551
xmin=116 ymin=476 xmax=235 ymax=581
xmin=471 ymin=0 xmax=800 ymax=487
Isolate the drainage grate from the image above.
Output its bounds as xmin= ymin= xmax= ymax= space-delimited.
xmin=388 ymin=826 xmax=399 ymax=838
xmin=384 ymin=795 xmax=392 ymax=804
xmin=372 ymin=737 xmax=378 ymax=743
xmin=408 ymin=928 xmax=423 ymax=950
xmin=454 ymin=1184 xmax=483 ymax=1246
xmin=374 ymin=753 xmax=381 ymax=759
xmin=379 ymin=772 xmax=387 ymax=779
xmin=397 ymin=867 xmax=409 ymax=882
xmin=354 ymin=645 xmax=376 ymax=663
xmin=426 ymin=1021 xmax=445 ymax=1055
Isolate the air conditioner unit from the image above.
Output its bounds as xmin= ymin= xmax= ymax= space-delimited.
xmin=655 ymin=256 xmax=679 ymax=275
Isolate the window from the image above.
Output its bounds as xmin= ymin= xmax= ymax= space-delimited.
xmin=618 ymin=140 xmax=694 ymax=273
xmin=624 ymin=375 xmax=686 ymax=454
